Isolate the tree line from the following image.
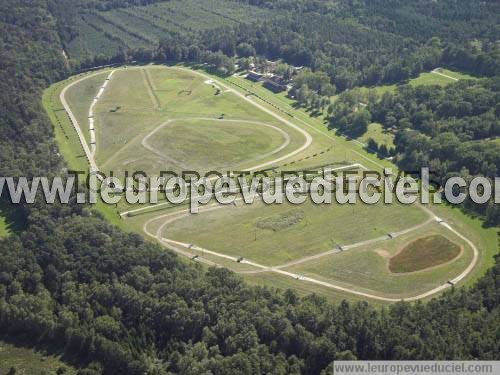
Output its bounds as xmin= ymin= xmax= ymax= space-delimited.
xmin=55 ymin=0 xmax=499 ymax=92
xmin=0 ymin=0 xmax=498 ymax=374
xmin=329 ymin=78 xmax=500 ymax=225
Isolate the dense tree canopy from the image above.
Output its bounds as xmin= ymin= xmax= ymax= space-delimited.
xmin=0 ymin=0 xmax=498 ymax=374
xmin=329 ymin=78 xmax=500 ymax=225
xmin=53 ymin=0 xmax=499 ymax=91
xmin=380 ymin=80 xmax=499 ymax=223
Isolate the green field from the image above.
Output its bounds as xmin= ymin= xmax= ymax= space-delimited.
xmin=63 ymin=66 xmax=309 ymax=177
xmin=285 ymin=222 xmax=475 ymax=299
xmin=408 ymin=68 xmax=473 ymax=86
xmin=358 ymin=122 xmax=395 ymax=149
xmin=44 ymin=64 xmax=495 ymax=303
xmin=0 ymin=341 xmax=75 ymax=375
xmin=353 ymin=68 xmax=475 ymax=150
xmin=144 ymin=118 xmax=289 ymax=171
xmin=366 ymin=68 xmax=476 ymax=96
xmin=157 ymin=197 xmax=428 ymax=265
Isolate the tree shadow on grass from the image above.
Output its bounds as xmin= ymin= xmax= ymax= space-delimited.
xmin=0 ymin=334 xmax=82 ymax=372
xmin=0 ymin=201 xmax=27 ymax=235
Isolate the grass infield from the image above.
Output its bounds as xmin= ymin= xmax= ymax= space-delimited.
xmin=161 ymin=198 xmax=428 ymax=266
xmin=0 ymin=340 xmax=75 ymax=375
xmin=43 ymin=64 xmax=495 ymax=303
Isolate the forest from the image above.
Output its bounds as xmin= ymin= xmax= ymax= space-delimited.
xmin=330 ymin=77 xmax=500 ymax=225
xmin=54 ymin=0 xmax=499 ymax=89
xmin=0 ymin=0 xmax=498 ymax=374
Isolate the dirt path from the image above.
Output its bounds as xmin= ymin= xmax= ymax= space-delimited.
xmin=148 ymin=206 xmax=477 ymax=302
xmin=60 ymin=73 xmax=105 ymax=172
xmin=268 ymin=213 xmax=435 ymax=271
xmin=431 ymin=68 xmax=459 ymax=81
xmin=173 ymin=67 xmax=313 ymax=171
xmin=60 ymin=66 xmax=480 ymax=302
xmin=142 ymin=68 xmax=161 ymax=110
xmin=141 ymin=117 xmax=291 ymax=171
xmin=143 ymin=165 xmax=478 ymax=303
xmin=88 ymin=71 xmax=115 ymax=157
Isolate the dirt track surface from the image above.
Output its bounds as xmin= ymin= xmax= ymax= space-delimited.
xmin=60 ymin=66 xmax=479 ymax=302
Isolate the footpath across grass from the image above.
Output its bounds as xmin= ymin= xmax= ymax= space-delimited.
xmin=361 ymin=67 xmax=477 ymax=95
xmin=45 ymin=64 xmax=496 ymax=303
xmin=162 ymin=197 xmax=428 ymax=266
